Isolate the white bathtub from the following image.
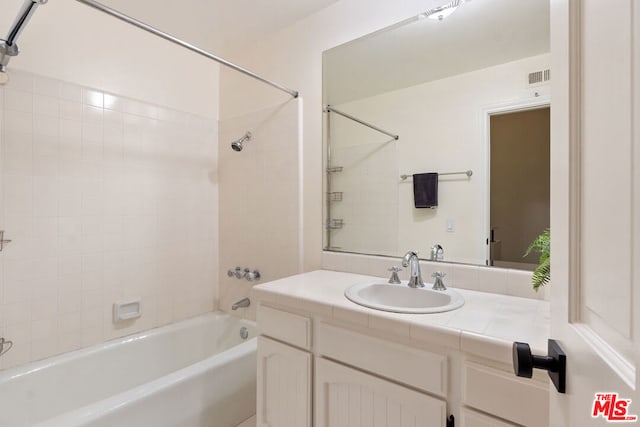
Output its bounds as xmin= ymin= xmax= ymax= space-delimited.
xmin=0 ymin=312 xmax=257 ymax=427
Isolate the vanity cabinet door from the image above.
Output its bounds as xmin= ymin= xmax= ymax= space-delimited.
xmin=459 ymin=408 xmax=518 ymax=427
xmin=315 ymin=357 xmax=446 ymax=427
xmin=257 ymin=336 xmax=312 ymax=427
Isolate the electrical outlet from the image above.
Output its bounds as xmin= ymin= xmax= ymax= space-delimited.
xmin=446 ymin=218 xmax=455 ymax=232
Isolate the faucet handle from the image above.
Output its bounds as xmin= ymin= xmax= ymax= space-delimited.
xmin=388 ymin=266 xmax=402 ymax=284
xmin=431 ymin=271 xmax=447 ymax=290
xmin=246 ymin=270 xmax=261 ymax=282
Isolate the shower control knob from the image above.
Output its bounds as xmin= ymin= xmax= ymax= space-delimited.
xmin=246 ymin=270 xmax=261 ymax=282
xmin=227 ymin=269 xmax=235 ymax=277
xmin=234 ymin=267 xmax=243 ymax=279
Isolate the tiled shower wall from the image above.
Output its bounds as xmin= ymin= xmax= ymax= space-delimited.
xmin=218 ymin=100 xmax=300 ymax=320
xmin=0 ymin=71 xmax=218 ymax=369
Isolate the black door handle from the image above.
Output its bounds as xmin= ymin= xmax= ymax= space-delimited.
xmin=513 ymin=339 xmax=566 ymax=393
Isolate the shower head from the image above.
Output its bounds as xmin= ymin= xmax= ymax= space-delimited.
xmin=0 ymin=65 xmax=9 ymax=85
xmin=231 ymin=132 xmax=252 ymax=152
xmin=0 ymin=41 xmax=18 ymax=85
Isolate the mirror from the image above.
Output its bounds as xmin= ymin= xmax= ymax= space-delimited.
xmin=323 ymin=0 xmax=550 ymax=269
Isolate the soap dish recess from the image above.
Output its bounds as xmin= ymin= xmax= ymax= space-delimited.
xmin=113 ymin=298 xmax=142 ymax=322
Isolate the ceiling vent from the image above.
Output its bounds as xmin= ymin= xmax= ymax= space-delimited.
xmin=528 ymin=69 xmax=550 ymax=86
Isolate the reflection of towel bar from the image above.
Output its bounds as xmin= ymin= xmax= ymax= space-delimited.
xmin=326 ymin=219 xmax=344 ymax=230
xmin=400 ymin=170 xmax=473 ymax=180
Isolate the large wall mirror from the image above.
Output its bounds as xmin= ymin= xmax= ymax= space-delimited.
xmin=323 ymin=0 xmax=550 ymax=269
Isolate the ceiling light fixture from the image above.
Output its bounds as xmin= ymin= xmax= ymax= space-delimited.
xmin=421 ymin=0 xmax=461 ymax=21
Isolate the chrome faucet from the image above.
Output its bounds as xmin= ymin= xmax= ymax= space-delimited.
xmin=402 ymin=251 xmax=425 ymax=288
xmin=430 ymin=244 xmax=444 ymax=261
xmin=232 ymin=297 xmax=251 ymax=310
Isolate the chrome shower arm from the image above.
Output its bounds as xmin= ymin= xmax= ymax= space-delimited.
xmin=0 ymin=0 xmax=47 ymax=73
xmin=5 ymin=0 xmax=47 ymax=46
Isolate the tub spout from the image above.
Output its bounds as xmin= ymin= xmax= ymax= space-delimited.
xmin=232 ymin=297 xmax=250 ymax=310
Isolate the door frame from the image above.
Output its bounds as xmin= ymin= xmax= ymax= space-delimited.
xmin=481 ymin=97 xmax=551 ymax=265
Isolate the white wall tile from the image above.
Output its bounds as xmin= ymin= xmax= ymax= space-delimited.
xmin=58 ymin=82 xmax=82 ymax=103
xmin=1 ymin=302 xmax=31 ymax=326
xmin=59 ymin=101 xmax=82 ymax=121
xmin=33 ymin=177 xmax=59 ymax=217
xmin=31 ymin=300 xmax=58 ymax=322
xmin=33 ymin=133 xmax=58 ymax=157
xmin=1 ymin=72 xmax=218 ymax=369
xmin=5 ymin=89 xmax=33 ymax=113
xmin=33 ymin=76 xmax=60 ymax=98
xmin=83 ymin=89 xmax=103 ymax=108
xmin=82 ymin=105 xmax=103 ymax=124
xmin=34 ymin=115 xmax=59 ymax=137
xmin=33 ymin=95 xmax=59 ymax=117
xmin=5 ymin=72 xmax=33 ymax=92
xmin=4 ymin=110 xmax=33 ymax=134
xmin=103 ymin=93 xmax=123 ymax=112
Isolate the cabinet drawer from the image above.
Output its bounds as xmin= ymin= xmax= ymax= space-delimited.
xmin=459 ymin=407 xmax=518 ymax=427
xmin=462 ymin=361 xmax=548 ymax=426
xmin=257 ymin=305 xmax=312 ymax=350
xmin=317 ymin=323 xmax=447 ymax=397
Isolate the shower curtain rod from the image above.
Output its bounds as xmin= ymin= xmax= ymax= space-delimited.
xmin=74 ymin=0 xmax=299 ymax=99
xmin=325 ymin=105 xmax=399 ymax=140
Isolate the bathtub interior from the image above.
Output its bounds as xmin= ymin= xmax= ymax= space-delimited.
xmin=0 ymin=312 xmax=256 ymax=427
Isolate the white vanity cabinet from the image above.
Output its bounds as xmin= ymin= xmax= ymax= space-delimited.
xmin=461 ymin=359 xmax=548 ymax=426
xmin=458 ymin=408 xmax=519 ymax=427
xmin=315 ymin=357 xmax=447 ymax=426
xmin=256 ymin=302 xmax=548 ymax=427
xmin=256 ymin=305 xmax=314 ymax=427
xmin=256 ymin=337 xmax=312 ymax=427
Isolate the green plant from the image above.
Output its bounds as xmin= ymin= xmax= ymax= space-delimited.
xmin=524 ymin=228 xmax=550 ymax=291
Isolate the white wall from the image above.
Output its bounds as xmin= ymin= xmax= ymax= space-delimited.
xmin=219 ymin=0 xmax=444 ymax=270
xmin=0 ymin=0 xmax=218 ymax=117
xmin=329 ymin=54 xmax=550 ymax=265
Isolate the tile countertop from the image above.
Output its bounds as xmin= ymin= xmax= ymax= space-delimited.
xmin=251 ymin=269 xmax=550 ymax=365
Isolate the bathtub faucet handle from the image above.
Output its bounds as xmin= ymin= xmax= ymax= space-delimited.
xmin=246 ymin=270 xmax=261 ymax=282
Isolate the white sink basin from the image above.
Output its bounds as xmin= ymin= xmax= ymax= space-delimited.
xmin=345 ymin=281 xmax=465 ymax=314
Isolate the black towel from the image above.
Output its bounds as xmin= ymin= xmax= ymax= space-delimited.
xmin=413 ymin=173 xmax=438 ymax=208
